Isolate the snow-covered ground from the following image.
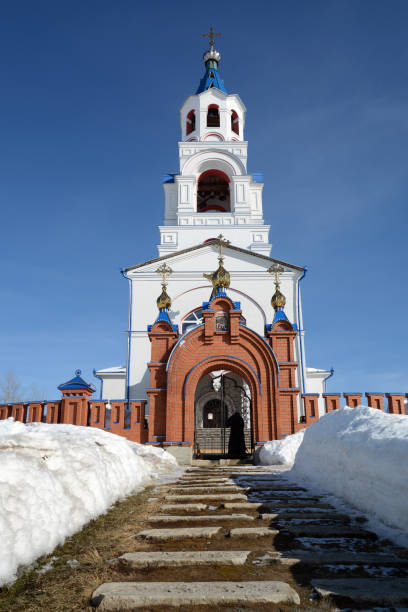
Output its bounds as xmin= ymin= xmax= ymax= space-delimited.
xmin=0 ymin=419 xmax=179 ymax=586
xmin=259 ymin=406 xmax=408 ymax=546
xmin=258 ymin=429 xmax=304 ymax=465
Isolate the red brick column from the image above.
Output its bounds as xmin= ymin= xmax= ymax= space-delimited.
xmin=229 ymin=309 xmax=241 ymax=344
xmin=11 ymin=403 xmax=28 ymax=423
xmin=61 ymin=397 xmax=88 ymax=425
xmin=203 ymin=309 xmax=215 ymax=344
xmin=365 ymin=393 xmax=385 ymax=411
xmin=323 ymin=393 xmax=341 ymax=412
xmin=126 ymin=400 xmax=148 ymax=443
xmin=301 ymin=394 xmax=319 ymax=423
xmin=147 ymin=318 xmax=178 ymax=445
xmin=279 ymin=388 xmax=300 ymax=435
xmin=343 ymin=393 xmax=362 ymax=408
xmin=0 ymin=405 xmax=10 ymax=420
xmin=147 ymin=389 xmax=167 ymax=444
xmin=27 ymin=402 xmax=44 ymax=423
xmin=45 ymin=402 xmax=61 ymax=423
xmin=89 ymin=401 xmax=106 ymax=429
xmin=110 ymin=401 xmax=126 ymax=434
xmin=385 ymin=394 xmax=405 ymax=414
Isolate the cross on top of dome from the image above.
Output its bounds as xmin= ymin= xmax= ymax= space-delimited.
xmin=202 ymin=27 xmax=221 ymax=51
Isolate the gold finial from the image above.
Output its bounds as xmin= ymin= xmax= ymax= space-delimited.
xmin=203 ymin=235 xmax=231 ymax=297
xmin=215 ymin=234 xmax=230 ymax=260
xmin=157 ymin=263 xmax=172 ymax=285
xmin=202 ymin=27 xmax=221 ymax=51
xmin=268 ymin=263 xmax=286 ymax=311
xmin=156 ymin=263 xmax=172 ymax=310
xmin=268 ymin=263 xmax=285 ymax=285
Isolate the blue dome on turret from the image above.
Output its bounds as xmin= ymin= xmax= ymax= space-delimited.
xmin=196 ymin=47 xmax=227 ymax=94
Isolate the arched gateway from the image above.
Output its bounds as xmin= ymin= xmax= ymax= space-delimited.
xmin=146 ymin=255 xmax=300 ymax=462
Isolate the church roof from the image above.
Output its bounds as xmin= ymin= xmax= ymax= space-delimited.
xmin=58 ymin=369 xmax=96 ymax=392
xmin=196 ymin=64 xmax=227 ymax=94
xmin=124 ymin=240 xmax=304 ymax=274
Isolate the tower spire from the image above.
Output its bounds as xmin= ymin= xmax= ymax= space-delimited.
xmin=196 ymin=27 xmax=227 ymax=94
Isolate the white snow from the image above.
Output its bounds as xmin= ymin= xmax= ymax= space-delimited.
xmin=258 ymin=429 xmax=304 ymax=465
xmin=0 ymin=418 xmax=179 ymax=586
xmin=258 ymin=406 xmax=408 ymax=545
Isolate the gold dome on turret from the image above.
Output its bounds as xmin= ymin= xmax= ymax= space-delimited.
xmin=204 ymin=258 xmax=230 ymax=295
xmin=271 ymin=284 xmax=286 ymax=311
xmin=203 ymin=235 xmax=231 ymax=297
xmin=157 ymin=286 xmax=171 ymax=310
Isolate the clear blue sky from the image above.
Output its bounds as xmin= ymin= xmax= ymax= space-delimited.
xmin=1 ymin=0 xmax=407 ymax=399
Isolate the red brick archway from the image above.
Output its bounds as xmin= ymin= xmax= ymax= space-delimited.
xmin=163 ymin=297 xmax=281 ymax=446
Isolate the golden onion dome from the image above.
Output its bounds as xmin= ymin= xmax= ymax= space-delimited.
xmin=157 ymin=285 xmax=171 ymax=310
xmin=213 ymin=259 xmax=230 ymax=290
xmin=271 ymin=284 xmax=286 ymax=311
xmin=204 ymin=258 xmax=230 ymax=295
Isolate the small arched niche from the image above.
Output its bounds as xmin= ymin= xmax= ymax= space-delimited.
xmin=207 ymin=104 xmax=220 ymax=128
xmin=197 ymin=170 xmax=230 ymax=213
xmin=186 ymin=110 xmax=196 ymax=135
xmin=231 ymin=110 xmax=239 ymax=135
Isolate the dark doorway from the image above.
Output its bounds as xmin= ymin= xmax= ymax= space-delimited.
xmin=194 ymin=371 xmax=254 ymax=458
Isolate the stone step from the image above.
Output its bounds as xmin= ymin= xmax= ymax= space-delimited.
xmin=91 ymin=580 xmax=300 ymax=609
xmin=118 ymin=550 xmax=251 ymax=568
xmin=149 ymin=514 xmax=254 ymax=524
xmin=177 ymin=479 xmax=232 ymax=485
xmin=170 ymin=486 xmax=244 ymax=494
xmin=248 ymin=485 xmax=306 ymax=492
xmin=266 ymin=551 xmax=408 ymax=567
xmin=165 ymin=493 xmax=247 ymax=502
xmin=229 ymin=527 xmax=279 ymax=538
xmin=161 ymin=503 xmax=208 ymax=512
xmin=263 ymin=501 xmax=333 ymax=509
xmin=259 ymin=512 xmax=350 ymax=521
xmin=135 ymin=526 xmax=223 ymax=541
xmin=311 ymin=578 xmax=408 ymax=604
xmin=223 ymin=502 xmax=264 ymax=510
xmin=250 ymin=493 xmax=321 ymax=501
xmin=286 ymin=524 xmax=376 ymax=538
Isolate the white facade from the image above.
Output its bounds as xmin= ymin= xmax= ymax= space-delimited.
xmin=159 ymin=86 xmax=271 ymax=257
xmin=95 ymin=46 xmax=331 ymax=415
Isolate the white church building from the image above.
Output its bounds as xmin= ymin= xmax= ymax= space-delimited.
xmin=94 ymin=36 xmax=332 ymax=431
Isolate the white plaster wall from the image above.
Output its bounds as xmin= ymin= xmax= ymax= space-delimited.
xmin=101 ymin=376 xmax=126 ymax=400
xmin=158 ymin=225 xmax=271 ymax=256
xmin=306 ymin=372 xmax=330 ymax=416
xmin=128 ymin=334 xmax=151 ymax=400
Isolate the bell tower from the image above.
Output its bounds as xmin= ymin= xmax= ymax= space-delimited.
xmin=158 ymin=31 xmax=271 ymax=257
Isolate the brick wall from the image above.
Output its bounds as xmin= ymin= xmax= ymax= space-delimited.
xmin=0 ymin=398 xmax=148 ymax=443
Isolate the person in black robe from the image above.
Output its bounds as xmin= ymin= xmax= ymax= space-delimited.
xmin=226 ymin=411 xmax=247 ymax=458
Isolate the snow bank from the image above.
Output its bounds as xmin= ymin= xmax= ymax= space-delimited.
xmin=259 ymin=429 xmax=304 ymax=465
xmin=0 ymin=419 xmax=178 ymax=586
xmin=291 ymin=406 xmax=408 ymax=543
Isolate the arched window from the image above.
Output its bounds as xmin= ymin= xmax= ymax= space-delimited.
xmin=197 ymin=170 xmax=230 ymax=213
xmin=181 ymin=308 xmax=203 ymax=334
xmin=186 ymin=110 xmax=195 ymax=135
xmin=207 ymin=104 xmax=220 ymax=127
xmin=231 ymin=110 xmax=239 ymax=135
xmin=181 ymin=307 xmax=246 ymax=334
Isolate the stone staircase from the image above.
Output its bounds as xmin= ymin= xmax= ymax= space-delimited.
xmin=91 ymin=466 xmax=408 ymax=609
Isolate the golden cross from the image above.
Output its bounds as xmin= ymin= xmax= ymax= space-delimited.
xmin=268 ymin=263 xmax=285 ymax=286
xmin=202 ymin=27 xmax=221 ymax=50
xmin=216 ymin=234 xmax=230 ymax=259
xmin=156 ymin=263 xmax=172 ymax=286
